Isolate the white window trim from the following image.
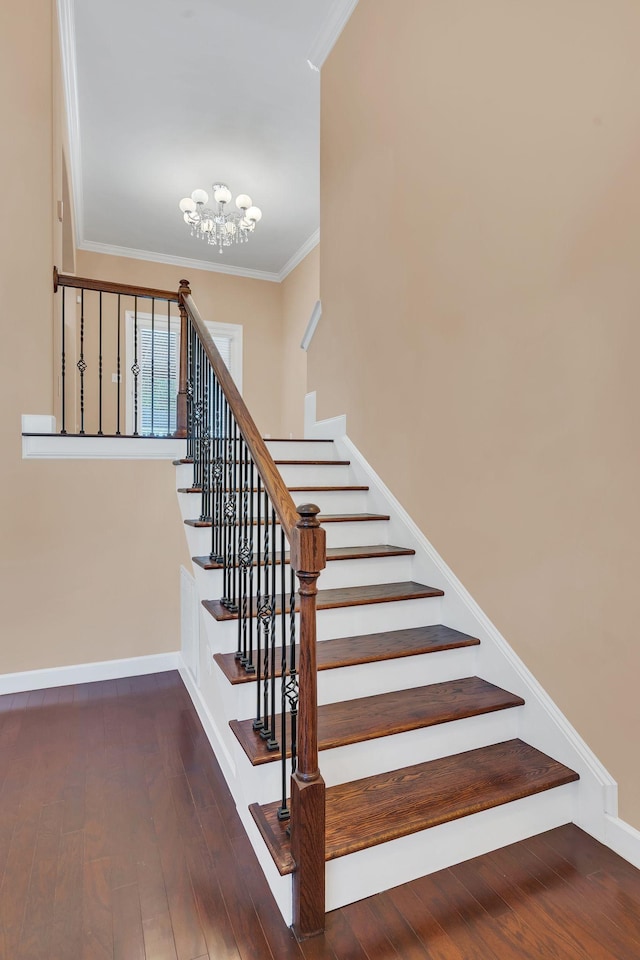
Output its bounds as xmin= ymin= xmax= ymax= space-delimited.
xmin=124 ymin=311 xmax=243 ymax=435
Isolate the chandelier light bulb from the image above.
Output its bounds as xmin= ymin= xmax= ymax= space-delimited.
xmin=191 ymin=188 xmax=209 ymax=205
xmin=235 ymin=194 xmax=252 ymax=211
xmin=213 ymin=184 xmax=232 ymax=205
xmin=179 ymin=197 xmax=196 ymax=213
xmin=246 ymin=206 xmax=262 ymax=223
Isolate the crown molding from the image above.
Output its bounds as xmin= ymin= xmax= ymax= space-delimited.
xmin=307 ymin=0 xmax=359 ymax=71
xmin=277 ymin=228 xmax=320 ymax=282
xmin=77 ymin=240 xmax=283 ymax=283
xmin=77 ymin=230 xmax=320 ymax=284
xmin=57 ymin=0 xmax=84 ymax=243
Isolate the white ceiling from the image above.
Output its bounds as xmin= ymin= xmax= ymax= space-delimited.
xmin=65 ymin=0 xmax=357 ymax=281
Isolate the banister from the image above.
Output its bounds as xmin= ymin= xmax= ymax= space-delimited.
xmin=53 ymin=267 xmax=180 ymax=303
xmin=181 ymin=291 xmax=300 ymax=540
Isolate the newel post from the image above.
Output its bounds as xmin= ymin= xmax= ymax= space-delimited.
xmin=289 ymin=504 xmax=326 ymax=939
xmin=175 ymin=279 xmax=191 ymax=438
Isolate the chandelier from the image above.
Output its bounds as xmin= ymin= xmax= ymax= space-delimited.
xmin=178 ymin=183 xmax=262 ymax=254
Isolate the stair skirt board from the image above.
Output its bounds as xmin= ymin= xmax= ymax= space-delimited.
xmin=176 ymin=424 xmax=614 ymax=925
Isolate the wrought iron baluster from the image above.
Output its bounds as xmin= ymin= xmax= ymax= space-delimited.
xmin=266 ymin=504 xmax=279 ymax=751
xmin=278 ymin=526 xmax=289 ymax=820
xmin=132 ymin=296 xmax=140 ymax=436
xmin=236 ymin=436 xmax=250 ymax=666
xmin=98 ymin=291 xmax=103 ymax=435
xmin=116 ymin=293 xmax=122 ymax=435
xmin=231 ymin=418 xmax=240 ymax=610
xmin=210 ymin=377 xmax=222 ymax=563
xmin=253 ymin=475 xmax=264 ymax=733
xmin=186 ymin=319 xmax=194 ymax=463
xmin=150 ymin=298 xmax=155 ymax=436
xmin=246 ymin=458 xmax=256 ymax=673
xmin=259 ymin=488 xmax=272 ymax=741
xmin=167 ymin=300 xmax=171 ymax=436
xmin=77 ymin=288 xmax=86 ymax=435
xmin=60 ymin=287 xmax=66 ymax=435
xmin=199 ymin=350 xmax=211 ymax=523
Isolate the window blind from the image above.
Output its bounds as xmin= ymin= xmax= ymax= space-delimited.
xmin=137 ymin=329 xmax=231 ymax=436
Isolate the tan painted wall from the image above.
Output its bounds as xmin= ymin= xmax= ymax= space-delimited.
xmin=311 ymin=0 xmax=640 ymax=828
xmin=0 ymin=0 xmax=190 ymax=675
xmin=280 ymin=247 xmax=319 ymax=436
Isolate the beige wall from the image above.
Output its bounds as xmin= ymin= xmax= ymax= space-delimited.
xmin=311 ymin=0 xmax=640 ymax=828
xmin=0 ymin=0 xmax=314 ymax=676
xmin=280 ymin=246 xmax=319 ymax=436
xmin=0 ymin=0 xmax=190 ymax=675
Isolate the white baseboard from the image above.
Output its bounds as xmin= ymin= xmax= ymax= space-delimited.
xmin=178 ymin=664 xmax=237 ymax=783
xmin=604 ymin=814 xmax=640 ymax=871
xmin=0 ymin=651 xmax=182 ymax=695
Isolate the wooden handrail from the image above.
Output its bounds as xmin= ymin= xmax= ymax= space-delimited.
xmin=53 ymin=266 xmax=180 ymax=303
xmin=181 ymin=291 xmax=300 ymax=540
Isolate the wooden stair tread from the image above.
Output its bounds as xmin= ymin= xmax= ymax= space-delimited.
xmin=193 ymin=543 xmax=415 ymax=570
xmin=203 ymin=581 xmax=444 ymax=621
xmin=264 ymin=438 xmax=333 ymax=442
xmin=249 ymin=740 xmax=580 ymax=875
xmin=184 ymin=512 xmax=389 ymax=528
xmin=178 ymin=485 xmax=369 ymax=494
xmin=174 ymin=458 xmax=350 ymax=466
xmin=230 ymin=677 xmax=524 ymax=765
xmin=214 ymin=624 xmax=480 ymax=684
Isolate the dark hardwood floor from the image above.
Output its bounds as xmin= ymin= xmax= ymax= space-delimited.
xmin=1 ymin=670 xmax=639 ymax=959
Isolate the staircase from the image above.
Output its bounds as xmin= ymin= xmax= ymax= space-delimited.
xmin=176 ymin=436 xmax=593 ymax=924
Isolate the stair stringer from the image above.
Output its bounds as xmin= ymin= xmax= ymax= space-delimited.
xmin=304 ymin=394 xmax=617 ymax=846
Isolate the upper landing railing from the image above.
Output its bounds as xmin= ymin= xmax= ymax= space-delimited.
xmin=52 ymin=268 xmax=327 ymax=937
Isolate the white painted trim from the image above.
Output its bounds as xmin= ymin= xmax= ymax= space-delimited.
xmin=21 ymin=414 xmax=56 ymax=434
xmin=178 ymin=664 xmax=237 ymax=785
xmin=301 ymin=300 xmax=322 ymax=351
xmin=604 ymin=814 xmax=640 ymax=871
xmin=304 ymin=391 xmax=346 ymax=439
xmin=0 ymin=652 xmax=181 ymax=696
xmin=22 ymin=434 xmax=187 ymax=459
xmin=56 ymin=0 xmax=84 ymax=243
xmin=278 ymin=229 xmax=320 ymax=282
xmin=307 ymin=0 xmax=360 ymax=70
xmin=78 ymin=231 xmax=320 ymax=285
xmin=77 ymin=240 xmax=282 ymax=283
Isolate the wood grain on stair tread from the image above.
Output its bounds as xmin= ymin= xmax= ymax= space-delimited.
xmin=203 ymin=581 xmax=444 ymax=621
xmin=184 ymin=512 xmax=389 ymax=528
xmin=193 ymin=543 xmax=415 ymax=570
xmin=214 ymin=624 xmax=480 ymax=684
xmin=230 ymin=677 xmax=524 ymax=765
xmin=250 ymin=740 xmax=580 ymax=876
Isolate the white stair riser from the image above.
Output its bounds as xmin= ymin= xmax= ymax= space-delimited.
xmin=227 ymin=645 xmax=480 ymax=718
xmin=200 ymin=596 xmax=445 ymax=654
xmin=276 ymin=463 xmax=353 ymax=486
xmin=324 ymin=782 xmax=578 ymax=914
xmin=185 ymin=518 xmax=391 ymax=556
xmin=179 ymin=488 xmax=371 ymax=516
xmin=235 ymin=709 xmax=523 ymax=805
xmin=264 ymin=440 xmax=339 ymax=460
xmin=191 ymin=554 xmax=415 ymax=598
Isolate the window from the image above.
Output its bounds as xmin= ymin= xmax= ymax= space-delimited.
xmin=125 ymin=311 xmax=242 ymax=436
